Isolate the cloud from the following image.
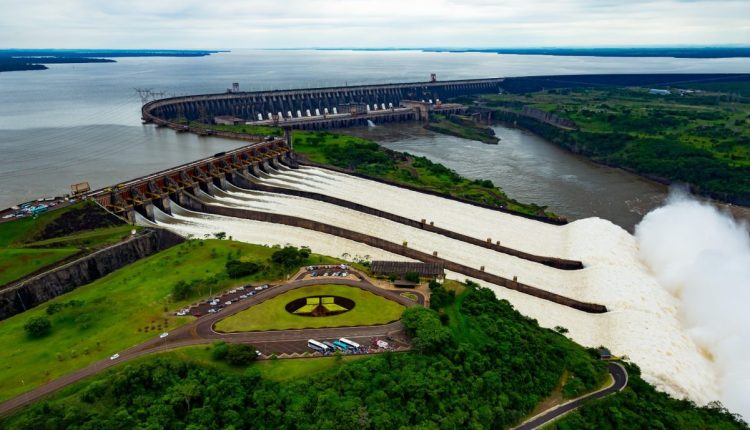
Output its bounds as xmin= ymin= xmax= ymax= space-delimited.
xmin=0 ymin=0 xmax=747 ymax=48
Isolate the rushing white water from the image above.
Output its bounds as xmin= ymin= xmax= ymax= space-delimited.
xmin=143 ymin=167 xmax=727 ymax=408
xmin=636 ymin=190 xmax=750 ymax=420
xmin=147 ymin=202 xmax=412 ymax=265
xmin=261 ymin=166 xmax=571 ymax=258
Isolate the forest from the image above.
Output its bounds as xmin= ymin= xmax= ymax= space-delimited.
xmin=484 ymin=86 xmax=750 ymax=205
xmin=3 ymin=282 xmax=746 ymax=429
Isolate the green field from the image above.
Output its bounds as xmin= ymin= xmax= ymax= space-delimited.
xmin=482 ymin=86 xmax=750 ymax=203
xmin=0 ymin=202 xmax=135 ymax=285
xmin=0 ymin=240 xmax=344 ymax=402
xmin=127 ymin=345 xmax=367 ymax=380
xmin=214 ymin=284 xmax=405 ymax=332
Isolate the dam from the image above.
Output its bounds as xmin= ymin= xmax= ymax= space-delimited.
xmin=141 ymin=76 xmax=502 ymax=129
xmin=76 ymin=76 xmax=720 ymax=408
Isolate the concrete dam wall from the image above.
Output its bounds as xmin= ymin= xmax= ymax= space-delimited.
xmin=0 ymin=229 xmax=184 ymax=321
xmin=142 ymin=78 xmax=503 ymax=123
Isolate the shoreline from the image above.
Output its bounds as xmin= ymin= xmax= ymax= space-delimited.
xmin=488 ymin=119 xmax=750 ymax=224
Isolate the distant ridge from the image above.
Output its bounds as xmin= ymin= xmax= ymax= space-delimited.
xmin=313 ymin=47 xmax=750 ymax=59
xmin=0 ymin=49 xmax=226 ymax=73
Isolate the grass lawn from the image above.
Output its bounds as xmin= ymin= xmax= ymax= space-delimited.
xmin=215 ymin=284 xmax=405 ymax=332
xmin=139 ymin=345 xmax=367 ymax=381
xmin=0 ymin=248 xmax=80 ymax=285
xmin=400 ymin=292 xmax=419 ymax=302
xmin=0 ymin=240 xmax=344 ymax=402
xmin=0 ymin=202 xmax=136 ymax=286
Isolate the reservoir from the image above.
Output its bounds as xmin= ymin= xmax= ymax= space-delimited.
xmin=2 ymin=49 xmax=750 ymax=228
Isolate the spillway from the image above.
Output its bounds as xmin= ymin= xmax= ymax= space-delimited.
xmin=142 ymin=165 xmax=720 ymax=405
xmin=263 ymin=166 xmax=571 ymax=258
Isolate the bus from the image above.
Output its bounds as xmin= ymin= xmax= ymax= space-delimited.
xmin=307 ymin=339 xmax=330 ymax=353
xmin=339 ymin=338 xmax=360 ymax=350
xmin=332 ymin=341 xmax=349 ymax=351
xmin=322 ymin=341 xmax=337 ymax=351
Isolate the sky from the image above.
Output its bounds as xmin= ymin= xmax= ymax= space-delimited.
xmin=0 ymin=0 xmax=748 ymax=49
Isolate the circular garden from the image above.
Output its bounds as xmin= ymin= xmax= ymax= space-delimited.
xmin=214 ymin=284 xmax=405 ymax=332
xmin=285 ymin=295 xmax=355 ymax=317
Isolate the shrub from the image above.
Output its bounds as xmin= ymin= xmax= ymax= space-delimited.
xmin=171 ymin=280 xmax=192 ymax=301
xmin=225 ymin=260 xmax=261 ymax=278
xmin=404 ymin=272 xmax=420 ymax=283
xmin=46 ymin=303 xmax=63 ymax=315
xmin=212 ymin=341 xmax=228 ymax=361
xmin=225 ymin=344 xmax=258 ymax=366
xmin=24 ymin=316 xmax=52 ymax=338
xmin=271 ymin=246 xmax=311 ymax=268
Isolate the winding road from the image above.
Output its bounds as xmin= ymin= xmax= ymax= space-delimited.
xmin=0 ymin=272 xmax=627 ymax=428
xmin=0 ymin=272 xmax=421 ymax=416
xmin=513 ymin=362 xmax=629 ymax=430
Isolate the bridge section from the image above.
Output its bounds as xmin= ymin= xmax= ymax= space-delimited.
xmin=142 ymin=77 xmax=503 ymax=125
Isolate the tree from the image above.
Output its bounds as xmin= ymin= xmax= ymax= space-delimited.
xmin=171 ymin=280 xmax=192 ymax=301
xmin=225 ymin=344 xmax=258 ymax=366
xmin=271 ymin=246 xmax=310 ymax=269
xmin=404 ymin=272 xmax=420 ymax=283
xmin=225 ymin=260 xmax=261 ymax=278
xmin=212 ymin=341 xmax=228 ymax=361
xmin=213 ymin=232 xmax=227 ymax=240
xmin=427 ymin=279 xmax=455 ymax=310
xmin=24 ymin=316 xmax=51 ymax=338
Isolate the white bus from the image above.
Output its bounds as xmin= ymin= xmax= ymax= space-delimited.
xmin=339 ymin=338 xmax=360 ymax=350
xmin=307 ymin=339 xmax=330 ymax=353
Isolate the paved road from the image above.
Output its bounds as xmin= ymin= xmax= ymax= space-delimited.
xmin=513 ymin=362 xmax=628 ymax=430
xmin=0 ymin=272 xmax=421 ymax=416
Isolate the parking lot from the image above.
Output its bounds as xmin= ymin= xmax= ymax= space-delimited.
xmin=174 ymin=283 xmax=273 ymax=318
xmin=295 ymin=264 xmax=362 ymax=281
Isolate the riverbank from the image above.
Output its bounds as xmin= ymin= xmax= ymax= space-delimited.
xmin=479 ymin=85 xmax=750 ymax=206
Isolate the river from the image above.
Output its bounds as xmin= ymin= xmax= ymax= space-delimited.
xmin=343 ymin=123 xmax=750 ymax=231
xmin=2 ymin=49 xmax=749 ymax=228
